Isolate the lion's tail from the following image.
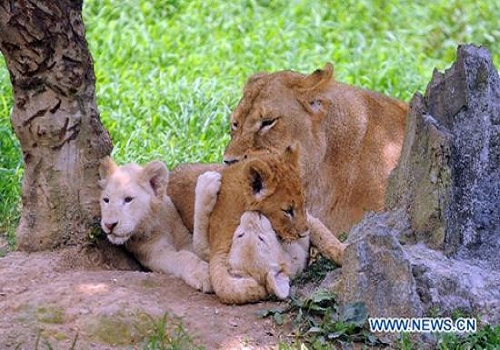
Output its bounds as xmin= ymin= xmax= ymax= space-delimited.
xmin=209 ymin=253 xmax=268 ymax=304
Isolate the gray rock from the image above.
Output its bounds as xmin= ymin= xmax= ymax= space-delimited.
xmin=407 ymin=244 xmax=500 ymax=324
xmin=338 ymin=44 xmax=500 ymax=323
xmin=387 ymin=45 xmax=500 ymax=260
xmin=340 ymin=211 xmax=423 ymax=318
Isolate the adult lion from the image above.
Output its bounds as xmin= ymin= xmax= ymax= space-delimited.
xmin=223 ymin=63 xmax=408 ymax=236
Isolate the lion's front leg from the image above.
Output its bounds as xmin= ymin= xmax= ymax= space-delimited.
xmin=307 ymin=212 xmax=347 ymax=266
xmin=193 ymin=171 xmax=222 ymax=260
xmin=145 ymin=241 xmax=212 ymax=293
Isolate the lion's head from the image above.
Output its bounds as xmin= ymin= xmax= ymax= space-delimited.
xmin=228 ymin=211 xmax=292 ymax=299
xmin=98 ymin=156 xmax=168 ymax=245
xmin=235 ymin=145 xmax=309 ymax=242
xmin=223 ymin=63 xmax=334 ymax=167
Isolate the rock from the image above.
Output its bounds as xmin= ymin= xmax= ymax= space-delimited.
xmin=386 ymin=93 xmax=453 ymax=250
xmin=407 ymin=244 xmax=500 ymax=324
xmin=389 ymin=44 xmax=500 ymax=266
xmin=340 ymin=211 xmax=423 ymax=318
xmin=339 ymin=44 xmax=500 ymax=323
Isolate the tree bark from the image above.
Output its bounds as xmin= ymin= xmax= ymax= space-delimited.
xmin=0 ymin=1 xmax=133 ymax=268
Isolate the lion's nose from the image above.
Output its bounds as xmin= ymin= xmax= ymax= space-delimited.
xmin=105 ymin=222 xmax=118 ymax=232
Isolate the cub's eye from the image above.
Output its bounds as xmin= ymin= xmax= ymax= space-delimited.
xmin=258 ymin=235 xmax=265 ymax=242
xmin=231 ymin=122 xmax=238 ymax=131
xmin=282 ymin=207 xmax=294 ymax=218
xmin=237 ymin=232 xmax=245 ymax=238
xmin=124 ymin=197 xmax=134 ymax=203
xmin=103 ymin=197 xmax=109 ymax=204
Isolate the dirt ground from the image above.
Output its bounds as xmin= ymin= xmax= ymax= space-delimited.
xmin=0 ymin=249 xmax=295 ymax=350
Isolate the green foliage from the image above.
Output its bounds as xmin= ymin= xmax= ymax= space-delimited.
xmin=435 ymin=323 xmax=500 ymax=350
xmin=259 ymin=290 xmax=383 ymax=348
xmin=293 ymin=254 xmax=339 ymax=286
xmin=139 ymin=312 xmax=204 ymax=350
xmin=14 ymin=312 xmax=202 ymax=350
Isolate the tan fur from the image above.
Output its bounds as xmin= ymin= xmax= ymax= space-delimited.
xmin=194 ymin=172 xmax=310 ymax=300
xmin=167 ymin=163 xmax=224 ymax=233
xmin=224 ymin=63 xmax=408 ymax=244
xmin=98 ymin=156 xmax=212 ymax=293
xmin=228 ymin=211 xmax=309 ymax=300
xmin=168 ymin=146 xmax=309 ymax=304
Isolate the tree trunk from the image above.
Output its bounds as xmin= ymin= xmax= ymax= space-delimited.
xmin=0 ymin=0 xmax=138 ymax=269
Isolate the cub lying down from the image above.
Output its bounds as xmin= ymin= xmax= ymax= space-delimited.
xmin=228 ymin=211 xmax=309 ymax=300
xmin=193 ymin=171 xmax=336 ymax=301
xmin=98 ymin=156 xmax=212 ymax=293
xmin=170 ymin=145 xmax=309 ymax=304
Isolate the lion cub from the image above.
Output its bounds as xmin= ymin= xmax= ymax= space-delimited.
xmin=194 ymin=172 xmax=309 ymax=300
xmin=98 ymin=156 xmax=212 ymax=293
xmin=169 ymin=146 xmax=309 ymax=304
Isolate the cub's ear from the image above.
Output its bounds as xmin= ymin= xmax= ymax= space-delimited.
xmin=141 ymin=161 xmax=169 ymax=197
xmin=243 ymin=159 xmax=276 ymax=201
xmin=98 ymin=156 xmax=117 ymax=188
xmin=295 ymin=63 xmax=333 ymax=120
xmin=266 ymin=270 xmax=290 ymax=300
xmin=282 ymin=143 xmax=300 ymax=168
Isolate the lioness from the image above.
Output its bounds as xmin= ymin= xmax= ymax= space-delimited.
xmin=223 ymin=63 xmax=408 ymax=238
xmin=168 ymin=146 xmax=309 ymax=304
xmin=98 ymin=156 xmax=212 ymax=293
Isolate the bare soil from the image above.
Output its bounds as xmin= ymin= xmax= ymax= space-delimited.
xmin=0 ymin=250 xmax=292 ymax=350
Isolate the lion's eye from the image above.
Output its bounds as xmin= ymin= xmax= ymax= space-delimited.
xmin=237 ymin=232 xmax=245 ymax=238
xmin=231 ymin=122 xmax=238 ymax=131
xmin=260 ymin=118 xmax=277 ymax=131
xmin=258 ymin=235 xmax=265 ymax=242
xmin=283 ymin=207 xmax=294 ymax=218
xmin=124 ymin=197 xmax=134 ymax=203
xmin=103 ymin=197 xmax=109 ymax=204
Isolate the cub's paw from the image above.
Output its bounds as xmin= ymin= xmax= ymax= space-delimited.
xmin=185 ymin=260 xmax=212 ymax=293
xmin=196 ymin=171 xmax=222 ymax=209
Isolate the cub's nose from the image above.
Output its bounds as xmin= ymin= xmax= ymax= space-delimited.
xmin=105 ymin=222 xmax=118 ymax=232
xmin=299 ymin=229 xmax=309 ymax=238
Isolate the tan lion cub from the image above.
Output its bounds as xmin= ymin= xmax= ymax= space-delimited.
xmin=98 ymin=156 xmax=212 ymax=293
xmin=193 ymin=172 xmax=309 ymax=300
xmin=169 ymin=145 xmax=309 ymax=304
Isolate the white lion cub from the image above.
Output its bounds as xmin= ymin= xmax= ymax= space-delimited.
xmin=98 ymin=156 xmax=212 ymax=293
xmin=193 ymin=171 xmax=309 ymax=300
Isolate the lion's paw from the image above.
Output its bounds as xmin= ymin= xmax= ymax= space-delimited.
xmin=196 ymin=171 xmax=222 ymax=210
xmin=185 ymin=260 xmax=212 ymax=293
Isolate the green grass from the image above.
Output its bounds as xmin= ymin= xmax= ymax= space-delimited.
xmin=14 ymin=312 xmax=203 ymax=350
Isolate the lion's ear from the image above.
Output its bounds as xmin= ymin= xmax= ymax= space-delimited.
xmin=266 ymin=270 xmax=290 ymax=300
xmin=141 ymin=161 xmax=169 ymax=197
xmin=295 ymin=63 xmax=333 ymax=121
xmin=244 ymin=159 xmax=276 ymax=201
xmin=98 ymin=156 xmax=117 ymax=188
